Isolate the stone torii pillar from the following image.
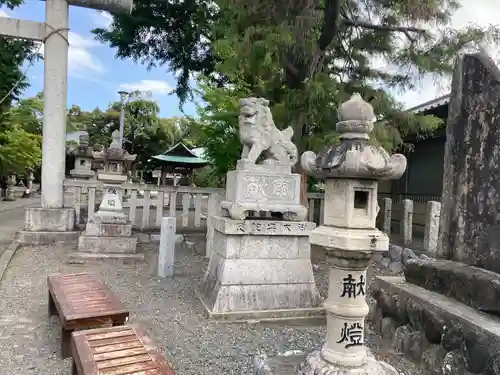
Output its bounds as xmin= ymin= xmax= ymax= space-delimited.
xmin=0 ymin=0 xmax=132 ymax=243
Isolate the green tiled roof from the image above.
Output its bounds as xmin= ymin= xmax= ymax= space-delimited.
xmin=152 ymin=154 xmax=208 ymax=164
xmin=151 ymin=142 xmax=209 ymax=165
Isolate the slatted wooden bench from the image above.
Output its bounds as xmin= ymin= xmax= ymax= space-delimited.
xmin=71 ymin=325 xmax=175 ymax=375
xmin=47 ymin=272 xmax=129 ymax=359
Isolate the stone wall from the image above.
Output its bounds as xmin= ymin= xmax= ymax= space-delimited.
xmin=373 ymin=244 xmax=431 ymax=274
xmin=371 ymin=276 xmax=500 ymax=375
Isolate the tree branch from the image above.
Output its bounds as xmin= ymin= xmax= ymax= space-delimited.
xmin=342 ymin=19 xmax=426 ymax=42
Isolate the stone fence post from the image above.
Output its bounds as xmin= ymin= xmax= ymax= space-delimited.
xmin=158 ymin=217 xmax=176 ymax=278
xmin=382 ymin=198 xmax=392 ymax=235
xmin=424 ymin=201 xmax=441 ymax=255
xmin=401 ymin=199 xmax=413 ymax=245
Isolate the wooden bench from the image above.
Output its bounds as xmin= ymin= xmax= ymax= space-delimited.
xmin=71 ymin=325 xmax=175 ymax=375
xmin=47 ymin=272 xmax=129 ymax=359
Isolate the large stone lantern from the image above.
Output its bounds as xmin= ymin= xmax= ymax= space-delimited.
xmin=299 ymin=93 xmax=407 ymax=375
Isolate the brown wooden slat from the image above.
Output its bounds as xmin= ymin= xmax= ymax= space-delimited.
xmin=92 ymin=340 xmax=143 ymax=354
xmin=66 ymin=292 xmax=109 ymax=299
xmin=72 ymin=308 xmax=116 ymax=315
xmin=62 ymin=284 xmax=102 ymax=291
xmin=89 ymin=335 xmax=139 ymax=348
xmin=69 ymin=298 xmax=111 ymax=306
xmin=93 ymin=347 xmax=148 ymax=361
xmin=99 ymin=361 xmax=157 ymax=375
xmin=51 ymin=273 xmax=91 ymax=280
xmin=96 ymin=354 xmax=152 ymax=369
xmin=56 ymin=278 xmax=96 ymax=286
xmin=132 ymin=326 xmax=176 ymax=375
xmin=87 ymin=328 xmax=136 ymax=341
xmin=68 ymin=298 xmax=111 ymax=305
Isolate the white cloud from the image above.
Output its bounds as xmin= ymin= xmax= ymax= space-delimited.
xmin=91 ymin=11 xmax=113 ymax=28
xmin=397 ymin=0 xmax=500 ymax=108
xmin=119 ymin=80 xmax=172 ymax=95
xmin=0 ymin=9 xmax=9 ymax=17
xmin=37 ymin=31 xmax=104 ymax=77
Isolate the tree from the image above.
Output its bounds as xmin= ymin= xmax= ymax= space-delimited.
xmin=69 ymin=92 xmax=182 ymax=171
xmin=92 ymin=1 xmax=218 ymax=106
xmin=0 ymin=38 xmax=41 ymax=115
xmin=94 ymin=0 xmax=497 ymax=189
xmin=0 ymin=99 xmax=42 ymax=176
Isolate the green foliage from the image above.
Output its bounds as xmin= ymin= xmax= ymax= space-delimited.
xmin=0 ymin=37 xmax=41 ymax=115
xmin=190 ymin=0 xmax=499 ymax=176
xmin=0 ymin=99 xmax=42 ymax=175
xmin=193 ymin=166 xmax=223 ymax=188
xmin=64 ymin=92 xmax=183 ymax=170
xmin=92 ymin=1 xmax=219 ymax=106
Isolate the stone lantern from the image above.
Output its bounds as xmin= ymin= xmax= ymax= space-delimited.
xmin=68 ymin=133 xmax=95 ymax=179
xmin=75 ymin=130 xmax=139 ymax=260
xmin=299 ymin=93 xmax=407 ymax=375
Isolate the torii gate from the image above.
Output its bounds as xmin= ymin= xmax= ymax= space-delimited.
xmin=0 ymin=0 xmax=132 ymax=240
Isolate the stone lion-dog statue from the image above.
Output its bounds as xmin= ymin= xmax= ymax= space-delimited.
xmin=239 ymin=97 xmax=298 ymax=169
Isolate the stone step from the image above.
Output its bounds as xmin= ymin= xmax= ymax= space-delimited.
xmin=373 ymin=276 xmax=500 ymax=374
xmin=404 ymin=258 xmax=500 ymax=313
xmin=85 ymin=222 xmax=132 ymax=237
xmin=16 ymin=230 xmax=80 ymax=245
xmin=78 ymin=235 xmax=137 ymax=254
xmin=67 ymin=252 xmax=144 ymax=263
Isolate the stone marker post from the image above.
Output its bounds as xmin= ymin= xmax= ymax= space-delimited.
xmin=382 ymin=197 xmax=392 ymax=235
xmin=5 ymin=175 xmax=15 ymax=201
xmin=158 ymin=217 xmax=176 ymax=278
xmin=27 ymin=172 xmax=34 ymax=192
xmin=401 ymin=199 xmax=413 ymax=245
xmin=423 ymin=200 xmax=440 ymax=254
xmin=299 ymin=93 xmax=407 ymax=375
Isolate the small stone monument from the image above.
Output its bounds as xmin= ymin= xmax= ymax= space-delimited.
xmin=198 ymin=97 xmax=322 ymax=321
xmin=68 ymin=133 xmax=95 ymax=179
xmin=372 ymin=48 xmax=500 ymax=374
xmin=75 ymin=130 xmax=141 ymax=261
xmin=297 ymin=93 xmax=406 ymax=375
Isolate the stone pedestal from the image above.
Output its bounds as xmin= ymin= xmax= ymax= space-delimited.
xmin=198 ymin=216 xmax=323 ymax=322
xmin=75 ymin=185 xmax=141 ymax=262
xmin=299 ymin=225 xmax=397 ymax=375
xmin=220 ymin=160 xmax=307 ymax=221
xmin=18 ymin=207 xmax=80 ymax=245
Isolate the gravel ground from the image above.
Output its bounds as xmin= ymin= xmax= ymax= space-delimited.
xmin=0 ymin=239 xmax=422 ymax=375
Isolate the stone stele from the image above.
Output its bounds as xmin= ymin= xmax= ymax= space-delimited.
xmin=438 ymin=48 xmax=500 ymax=273
xmin=220 ymin=97 xmax=307 ymax=221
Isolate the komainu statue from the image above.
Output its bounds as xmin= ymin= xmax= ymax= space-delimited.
xmin=239 ymin=97 xmax=297 ymax=170
xmin=219 ymin=97 xmax=307 ymax=221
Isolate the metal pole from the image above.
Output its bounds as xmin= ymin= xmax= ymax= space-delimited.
xmin=118 ymin=91 xmax=128 ymax=149
xmin=41 ymin=0 xmax=69 ymax=208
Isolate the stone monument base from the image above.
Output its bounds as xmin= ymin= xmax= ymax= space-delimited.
xmin=254 ymin=350 xmax=398 ymax=375
xmin=198 ymin=216 xmax=323 ymax=322
xmin=299 ymin=351 xmax=398 ymax=375
xmin=18 ymin=207 xmax=80 ymax=245
xmin=78 ymin=220 xmax=138 ymax=259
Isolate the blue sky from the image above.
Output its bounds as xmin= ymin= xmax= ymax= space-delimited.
xmin=1 ymin=0 xmax=499 ymax=117
xmin=0 ymin=3 xmax=196 ymax=118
